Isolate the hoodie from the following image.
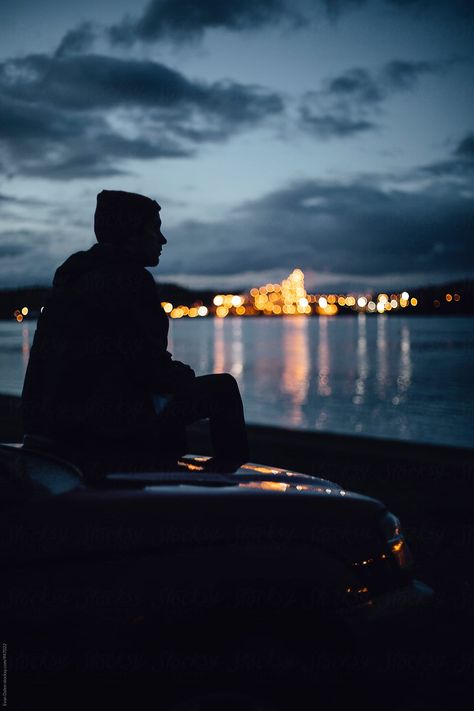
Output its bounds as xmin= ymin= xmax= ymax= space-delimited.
xmin=22 ymin=243 xmax=195 ymax=442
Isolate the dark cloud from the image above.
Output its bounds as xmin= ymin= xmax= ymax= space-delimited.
xmin=0 ymin=91 xmax=190 ymax=179
xmin=0 ymin=229 xmax=65 ymax=287
xmin=385 ymin=0 xmax=474 ymax=17
xmin=0 ymin=52 xmax=283 ymax=179
xmin=381 ymin=58 xmax=458 ymax=89
xmin=108 ymin=0 xmax=473 ymax=46
xmin=154 ymin=169 xmax=473 ymax=288
xmin=0 ymin=193 xmax=48 ymax=220
xmin=0 ymin=193 xmax=27 ymax=204
xmin=419 ymin=131 xmax=474 ymax=179
xmin=54 ymin=21 xmax=97 ymax=58
xmin=321 ymin=0 xmax=366 ymax=21
xmin=1 ymin=53 xmax=283 ymax=118
xmin=0 ymin=242 xmax=27 ymax=259
xmin=299 ymin=59 xmax=451 ymax=139
xmin=326 ymin=68 xmax=383 ymax=104
xmin=323 ymin=0 xmax=474 ymax=20
xmin=455 ymin=132 xmax=474 ymax=159
xmin=109 ymin=0 xmax=298 ymax=45
xmin=298 ymin=108 xmax=375 ymax=137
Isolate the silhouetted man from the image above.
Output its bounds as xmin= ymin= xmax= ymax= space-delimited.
xmin=22 ymin=190 xmax=249 ymax=473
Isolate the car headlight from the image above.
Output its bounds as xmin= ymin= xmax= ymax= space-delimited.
xmin=380 ymin=512 xmax=413 ymax=571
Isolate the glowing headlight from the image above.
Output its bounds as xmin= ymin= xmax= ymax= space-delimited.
xmin=380 ymin=512 xmax=413 ymax=570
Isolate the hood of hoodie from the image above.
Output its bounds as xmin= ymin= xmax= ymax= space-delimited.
xmin=53 ymin=243 xmax=143 ymax=290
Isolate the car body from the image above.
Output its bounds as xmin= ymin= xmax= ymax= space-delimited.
xmin=0 ymin=443 xmax=434 ymax=708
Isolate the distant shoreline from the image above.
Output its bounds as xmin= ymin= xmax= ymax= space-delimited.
xmin=1 ymin=277 xmax=473 ymax=318
xmin=2 ymin=312 xmax=474 ymax=323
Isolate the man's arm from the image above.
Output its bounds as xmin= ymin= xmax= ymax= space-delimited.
xmin=121 ymin=268 xmax=196 ymax=392
xmin=150 ymin=348 xmax=196 ymax=391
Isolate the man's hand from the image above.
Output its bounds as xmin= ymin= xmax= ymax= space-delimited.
xmin=171 ymin=360 xmax=196 ymax=378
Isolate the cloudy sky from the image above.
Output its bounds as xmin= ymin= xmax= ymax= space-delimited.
xmin=0 ymin=0 xmax=473 ymax=291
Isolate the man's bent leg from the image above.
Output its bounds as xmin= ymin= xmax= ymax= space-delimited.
xmin=158 ymin=373 xmax=249 ymax=465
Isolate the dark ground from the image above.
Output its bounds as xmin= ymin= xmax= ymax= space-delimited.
xmin=1 ymin=394 xmax=474 ymax=709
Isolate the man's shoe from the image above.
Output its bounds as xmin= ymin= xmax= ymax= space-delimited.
xmin=201 ymin=457 xmax=245 ymax=474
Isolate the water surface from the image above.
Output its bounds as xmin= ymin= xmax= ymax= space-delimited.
xmin=1 ymin=316 xmax=472 ymax=448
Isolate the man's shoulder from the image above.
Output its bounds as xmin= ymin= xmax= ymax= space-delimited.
xmin=51 ymin=244 xmax=159 ymax=304
xmin=83 ymin=256 xmax=154 ymax=293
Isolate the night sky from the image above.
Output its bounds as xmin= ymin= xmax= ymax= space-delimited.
xmin=0 ymin=0 xmax=473 ymax=291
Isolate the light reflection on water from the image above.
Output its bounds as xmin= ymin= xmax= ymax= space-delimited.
xmin=213 ymin=316 xmax=225 ymax=375
xmin=22 ymin=324 xmax=30 ymax=369
xmin=354 ymin=314 xmax=367 ymax=407
xmin=1 ymin=316 xmax=473 ymax=448
xmin=376 ymin=315 xmax=388 ymax=402
xmin=230 ymin=317 xmax=244 ymax=381
xmin=282 ymin=316 xmax=309 ymax=427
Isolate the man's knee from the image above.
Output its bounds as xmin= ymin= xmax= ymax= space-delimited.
xmin=214 ymin=372 xmax=239 ymax=394
xmin=193 ymin=373 xmax=240 ymax=411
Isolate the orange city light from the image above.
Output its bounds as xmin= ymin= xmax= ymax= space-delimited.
xmin=317 ymin=304 xmax=338 ymax=316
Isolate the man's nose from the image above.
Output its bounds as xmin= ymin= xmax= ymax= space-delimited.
xmin=159 ymin=232 xmax=167 ymax=245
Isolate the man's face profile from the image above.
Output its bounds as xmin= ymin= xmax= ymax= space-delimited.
xmin=134 ymin=213 xmax=167 ymax=267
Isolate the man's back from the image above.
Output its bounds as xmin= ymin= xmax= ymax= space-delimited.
xmin=22 ymin=243 xmax=193 ymax=442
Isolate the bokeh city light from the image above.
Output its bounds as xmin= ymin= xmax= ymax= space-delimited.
xmin=11 ymin=271 xmax=464 ymax=322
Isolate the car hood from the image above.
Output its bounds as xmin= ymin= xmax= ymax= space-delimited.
xmin=102 ymin=455 xmax=345 ymax=495
xmin=0 ymin=448 xmax=385 ymax=567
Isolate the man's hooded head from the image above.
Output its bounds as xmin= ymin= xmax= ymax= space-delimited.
xmin=94 ymin=190 xmax=161 ymax=246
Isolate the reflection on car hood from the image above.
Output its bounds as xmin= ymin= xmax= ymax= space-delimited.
xmin=104 ymin=455 xmax=348 ymax=496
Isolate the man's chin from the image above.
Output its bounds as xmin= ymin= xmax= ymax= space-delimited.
xmin=146 ymin=255 xmax=160 ymax=267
